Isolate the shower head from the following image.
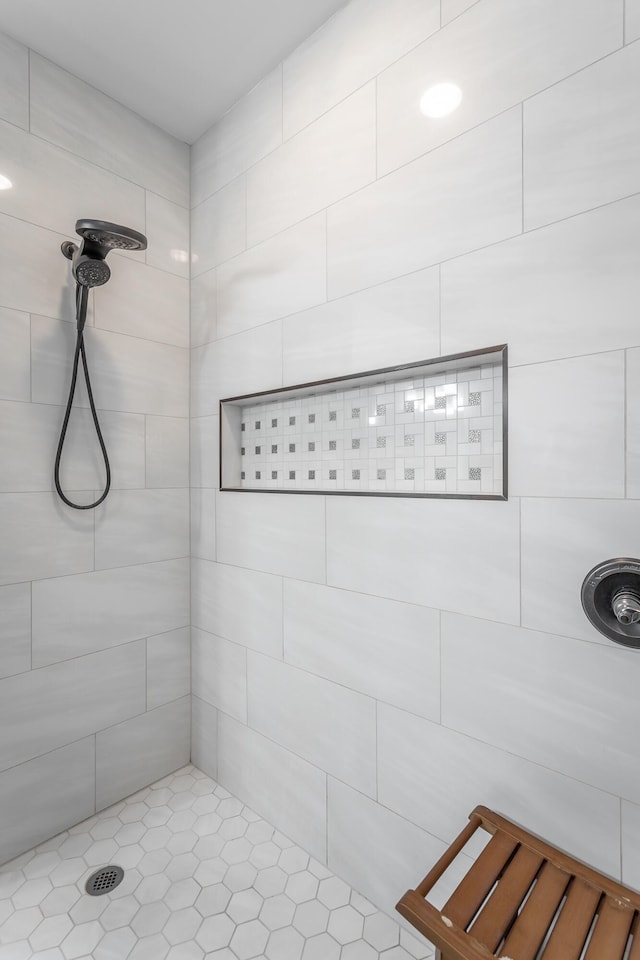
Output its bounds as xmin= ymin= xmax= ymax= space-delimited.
xmin=61 ymin=219 xmax=148 ymax=288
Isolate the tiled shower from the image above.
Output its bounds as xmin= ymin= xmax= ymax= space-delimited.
xmin=2 ymin=0 xmax=640 ymax=956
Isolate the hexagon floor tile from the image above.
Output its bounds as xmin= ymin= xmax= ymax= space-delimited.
xmin=0 ymin=765 xmax=434 ymax=960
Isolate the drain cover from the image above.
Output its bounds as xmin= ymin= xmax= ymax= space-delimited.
xmin=85 ymin=865 xmax=124 ymax=896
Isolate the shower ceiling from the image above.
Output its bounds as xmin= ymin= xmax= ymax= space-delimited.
xmin=0 ymin=0 xmax=350 ymax=142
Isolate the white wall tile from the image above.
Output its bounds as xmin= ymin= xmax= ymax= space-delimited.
xmin=0 ymin=738 xmax=95 ymax=866
xmin=217 ymin=213 xmax=326 ymax=339
xmin=147 ymin=627 xmax=190 ymax=711
xmin=521 ymin=498 xmax=640 ymax=646
xmin=217 ymin=491 xmax=325 ymax=583
xmin=441 ymin=196 xmax=640 ymax=366
xmin=191 ymin=177 xmax=246 ymax=276
xmin=95 ymin=257 xmax=189 ymax=348
xmin=441 ymin=612 xmax=640 ymax=808
xmin=192 ymin=627 xmax=247 ymax=724
xmin=190 ymin=415 xmax=219 ymax=488
xmin=0 ymin=640 xmax=145 ymax=771
xmin=191 ymin=269 xmax=217 ymax=347
xmin=191 ymin=323 xmax=282 ymax=417
xmin=146 ymin=416 xmax=189 ymax=488
xmin=248 ymin=652 xmax=376 ymax=797
xmin=95 ymin=697 xmax=190 ymax=810
xmin=191 ymin=559 xmax=283 ymax=659
xmin=377 ymin=0 xmax=620 ymax=176
xmin=627 ymin=0 xmax=640 ymax=42
xmin=622 ymin=801 xmax=640 ymax=891
xmin=378 ymin=702 xmax=622 ymax=879
xmin=441 ymin=0 xmax=479 ymax=25
xmin=284 ymin=580 xmax=440 ymax=720
xmin=327 ymin=108 xmax=521 ymax=299
xmin=0 ymin=582 xmax=30 ymax=679
xmin=32 ymin=314 xmax=189 ymax=417
xmin=327 ymin=777 xmax=448 ymax=923
xmin=0 ymin=215 xmax=77 ymax=320
xmin=145 ymin=192 xmax=190 ymax=278
xmin=327 ymin=496 xmax=520 ymax=624
xmin=509 ymin=353 xmax=625 ymax=498
xmin=248 ymin=83 xmax=376 ymax=245
xmin=94 ymin=488 xmax=189 ymax=569
xmin=0 ymin=307 xmax=30 ymax=402
xmin=525 ymin=44 xmax=640 ymax=230
xmin=32 ymin=559 xmax=189 ymax=668
xmin=0 ymin=490 xmax=93 ymax=586
xmin=191 ymin=489 xmax=216 ymax=562
xmin=0 ymin=31 xmax=28 ymax=129
xmin=283 ymin=268 xmax=440 ymax=385
xmin=192 ymin=696 xmax=218 ymax=781
xmin=282 ymin=0 xmax=440 ymax=138
xmin=191 ymin=65 xmax=282 ymax=205
xmin=0 ymin=400 xmax=145 ymax=493
xmin=0 ymin=117 xmax=146 ymax=240
xmin=628 ymin=348 xmax=640 ymax=498
xmin=30 ymin=54 xmax=189 ymax=205
xmin=218 ymin=713 xmax=327 ymax=863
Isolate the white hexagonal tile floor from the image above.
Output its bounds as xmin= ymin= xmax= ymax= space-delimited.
xmin=0 ymin=765 xmax=434 ymax=960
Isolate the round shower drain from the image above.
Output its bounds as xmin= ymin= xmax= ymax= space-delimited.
xmin=85 ymin=865 xmax=124 ymax=896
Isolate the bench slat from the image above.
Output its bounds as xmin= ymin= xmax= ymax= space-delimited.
xmin=583 ymin=896 xmax=635 ymax=960
xmin=467 ymin=844 xmax=544 ymax=952
xmin=441 ymin=831 xmax=517 ymax=929
xmin=540 ymin=878 xmax=601 ymax=960
xmin=499 ymin=860 xmax=571 ymax=960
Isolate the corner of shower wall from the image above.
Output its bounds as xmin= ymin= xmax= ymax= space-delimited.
xmin=0 ymin=30 xmax=192 ymax=865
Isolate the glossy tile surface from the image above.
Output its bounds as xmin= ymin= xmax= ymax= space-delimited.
xmin=524 ymin=44 xmax=640 ymax=229
xmin=441 ymin=0 xmax=479 ymax=25
xmin=327 ymin=108 xmax=521 ymax=298
xmin=191 ymin=489 xmax=217 ymax=562
xmin=0 ymin=765 xmax=432 ymax=960
xmin=192 ymin=627 xmax=248 ymax=724
xmin=147 ymin=628 xmax=191 ymax=711
xmin=0 ymin=307 xmax=30 ymax=402
xmin=628 ymin=347 xmax=640 ymax=498
xmin=628 ymin=0 xmax=640 ymax=42
xmin=94 ymin=489 xmax=189 ymax=570
xmin=145 ymin=192 xmax=190 ymax=279
xmin=0 ymin=31 xmax=28 ymax=129
xmin=191 ymin=177 xmax=246 ymax=277
xmin=622 ymin=801 xmax=640 ymax=890
xmin=0 ymin=582 xmax=31 ymax=679
xmin=146 ymin=416 xmax=190 ymax=489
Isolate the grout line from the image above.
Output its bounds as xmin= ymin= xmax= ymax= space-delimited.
xmin=374 ymin=75 xmax=379 ymax=181
xmin=29 ymin=581 xmax=33 ymax=671
xmin=374 ymin=700 xmax=379 ymax=801
xmin=623 ymin=0 xmax=627 ymax=44
xmin=520 ymin=101 xmax=525 ymax=233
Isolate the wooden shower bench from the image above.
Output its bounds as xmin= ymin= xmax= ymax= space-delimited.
xmin=396 ymin=805 xmax=640 ymax=960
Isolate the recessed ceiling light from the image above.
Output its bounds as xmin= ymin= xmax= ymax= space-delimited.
xmin=0 ymin=173 xmax=12 ymax=190
xmin=420 ymin=83 xmax=463 ymax=118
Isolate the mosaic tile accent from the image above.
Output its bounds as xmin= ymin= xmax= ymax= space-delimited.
xmin=231 ymin=358 xmax=504 ymax=496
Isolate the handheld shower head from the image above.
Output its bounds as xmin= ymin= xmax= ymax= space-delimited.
xmin=61 ymin=219 xmax=148 ymax=288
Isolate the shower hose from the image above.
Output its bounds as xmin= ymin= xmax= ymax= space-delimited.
xmin=54 ymin=284 xmax=111 ymax=510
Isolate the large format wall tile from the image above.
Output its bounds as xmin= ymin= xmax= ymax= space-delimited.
xmin=283 ymin=268 xmax=440 ymax=385
xmin=0 ymin=400 xmax=145 ymax=493
xmin=441 ymin=0 xmax=479 ymax=25
xmin=0 ymin=31 xmax=28 ymax=129
xmin=0 ymin=738 xmax=95 ymax=866
xmin=247 ymin=83 xmax=376 ymax=245
xmin=191 ymin=696 xmax=218 ymax=781
xmin=145 ymin=192 xmax=190 ymax=278
xmin=327 ymin=496 xmax=520 ymax=624
xmin=284 ymin=580 xmax=440 ymax=720
xmin=218 ymin=714 xmax=327 ymax=863
xmin=95 ymin=697 xmax=190 ymax=810
xmin=191 ymin=489 xmax=216 ymax=561
xmin=147 ymin=627 xmax=191 ymax=711
xmin=94 ymin=488 xmax=189 ymax=569
xmin=191 ymin=559 xmax=283 ymax=659
xmin=622 ymin=801 xmax=640 ymax=890
xmin=327 ymin=108 xmax=521 ymax=299
xmin=0 ymin=215 xmax=76 ymax=320
xmin=377 ymin=0 xmax=620 ymax=176
xmin=190 ymin=416 xmax=219 ymax=488
xmin=30 ymin=54 xmax=189 ymax=204
xmin=0 ymin=491 xmax=93 ymax=585
xmin=248 ymin=652 xmax=377 ymax=797
xmin=377 ymin=702 xmax=622 ymax=878
xmin=191 ymin=324 xmax=282 ymax=416
xmin=509 ymin=353 xmax=625 ymax=498
xmin=441 ymin=196 xmax=640 ymax=365
xmin=32 ymin=315 xmax=189 ymax=417
xmin=192 ymin=627 xmax=248 ymax=723
xmin=441 ymin=614 xmax=640 ymax=808
xmin=628 ymin=0 xmax=640 ymax=42
xmin=0 ymin=307 xmax=30 ymax=402
xmin=216 ymin=491 xmax=325 ymax=583
xmin=191 ymin=269 xmax=217 ymax=347
xmin=628 ymin=348 xmax=640 ymax=498
xmin=191 ymin=66 xmax=282 ymax=205
xmin=145 ymin=416 xmax=189 ymax=488
xmin=191 ymin=177 xmax=246 ymax=277
xmin=216 ymin=213 xmax=326 ymax=339
xmin=0 ymin=640 xmax=145 ymax=771
xmin=32 ymin=559 xmax=189 ymax=667
xmin=521 ymin=498 xmax=640 ymax=646
xmin=525 ymin=45 xmax=640 ymax=230
xmin=0 ymin=582 xmax=30 ymax=679
xmin=283 ymin=0 xmax=440 ymax=138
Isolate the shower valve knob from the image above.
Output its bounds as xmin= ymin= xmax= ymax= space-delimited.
xmin=612 ymin=589 xmax=640 ymax=626
xmin=581 ymin=558 xmax=640 ymax=648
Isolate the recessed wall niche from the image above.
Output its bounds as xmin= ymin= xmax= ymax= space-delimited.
xmin=220 ymin=345 xmax=507 ymax=499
